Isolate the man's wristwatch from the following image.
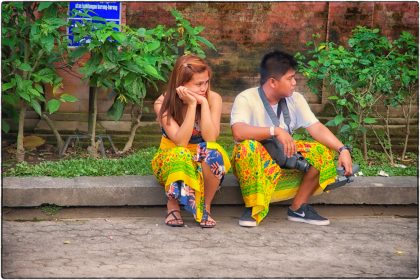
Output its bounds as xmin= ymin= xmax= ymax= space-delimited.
xmin=338 ymin=145 xmax=351 ymax=154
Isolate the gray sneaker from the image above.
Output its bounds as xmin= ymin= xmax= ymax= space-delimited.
xmin=287 ymin=204 xmax=330 ymax=226
xmin=239 ymin=207 xmax=257 ymax=227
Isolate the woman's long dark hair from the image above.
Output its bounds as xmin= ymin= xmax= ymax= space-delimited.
xmin=159 ymin=54 xmax=212 ymax=126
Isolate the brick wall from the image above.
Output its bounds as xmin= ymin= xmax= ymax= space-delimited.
xmin=126 ymin=1 xmax=418 ymax=105
xmin=34 ymin=2 xmax=417 ymax=138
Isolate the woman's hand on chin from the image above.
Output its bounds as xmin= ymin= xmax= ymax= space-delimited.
xmin=176 ymin=86 xmax=197 ymax=106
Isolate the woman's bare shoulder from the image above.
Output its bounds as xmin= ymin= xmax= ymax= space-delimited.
xmin=154 ymin=94 xmax=165 ymax=106
xmin=208 ymin=90 xmax=222 ymax=103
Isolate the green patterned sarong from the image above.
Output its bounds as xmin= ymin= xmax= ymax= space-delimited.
xmin=231 ymin=140 xmax=337 ymax=224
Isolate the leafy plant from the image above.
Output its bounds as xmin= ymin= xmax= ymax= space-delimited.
xmin=390 ymin=32 xmax=418 ymax=161
xmin=170 ymin=9 xmax=216 ymax=57
xmin=296 ymin=26 xmax=412 ymax=161
xmin=68 ymin=9 xmax=216 ymax=156
xmin=2 ymin=2 xmax=79 ymax=161
xmin=367 ymin=32 xmax=418 ymax=165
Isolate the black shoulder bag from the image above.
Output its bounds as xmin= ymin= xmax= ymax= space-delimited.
xmin=258 ymin=87 xmax=310 ymax=172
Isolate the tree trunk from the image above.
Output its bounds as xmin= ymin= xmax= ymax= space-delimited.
xmin=88 ymin=87 xmax=99 ymax=158
xmin=401 ymin=92 xmax=413 ymax=160
xmin=41 ymin=113 xmax=64 ymax=153
xmin=401 ymin=126 xmax=410 ymax=160
xmin=16 ymin=105 xmax=26 ymax=162
xmin=121 ymin=122 xmax=141 ymax=154
xmin=385 ymin=106 xmax=394 ymax=165
xmin=362 ymin=129 xmax=368 ymax=161
xmin=358 ymin=109 xmax=368 ymax=161
xmin=121 ymin=102 xmax=144 ymax=154
xmin=88 ymin=86 xmax=95 ymax=135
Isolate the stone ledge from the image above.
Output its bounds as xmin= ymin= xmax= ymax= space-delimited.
xmin=2 ymin=175 xmax=418 ymax=207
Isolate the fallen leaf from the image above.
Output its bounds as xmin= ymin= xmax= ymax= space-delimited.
xmin=63 ymin=240 xmax=71 ymax=244
xmin=378 ymin=170 xmax=389 ymax=177
xmin=23 ymin=135 xmax=46 ymax=150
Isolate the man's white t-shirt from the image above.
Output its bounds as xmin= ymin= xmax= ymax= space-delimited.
xmin=230 ymin=87 xmax=319 ymax=133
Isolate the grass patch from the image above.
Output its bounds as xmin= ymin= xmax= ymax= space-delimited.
xmin=2 ymin=145 xmax=417 ymax=177
xmin=40 ymin=204 xmax=62 ymax=216
xmin=4 ymin=147 xmax=158 ymax=177
xmin=351 ymin=149 xmax=418 ymax=176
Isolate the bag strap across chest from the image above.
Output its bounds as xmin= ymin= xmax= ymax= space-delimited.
xmin=258 ymin=87 xmax=292 ymax=135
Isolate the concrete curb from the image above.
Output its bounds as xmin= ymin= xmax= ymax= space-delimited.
xmin=2 ymin=175 xmax=418 ymax=207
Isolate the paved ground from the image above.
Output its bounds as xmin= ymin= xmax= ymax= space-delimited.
xmin=2 ymin=205 xmax=418 ymax=278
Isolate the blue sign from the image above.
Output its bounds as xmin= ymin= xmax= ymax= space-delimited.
xmin=68 ymin=1 xmax=121 ymax=47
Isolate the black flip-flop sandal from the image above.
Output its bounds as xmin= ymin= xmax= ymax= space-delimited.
xmin=165 ymin=210 xmax=184 ymax=227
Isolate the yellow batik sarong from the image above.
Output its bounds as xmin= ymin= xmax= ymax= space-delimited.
xmin=151 ymin=136 xmax=231 ymax=222
xmin=231 ymin=140 xmax=337 ymax=224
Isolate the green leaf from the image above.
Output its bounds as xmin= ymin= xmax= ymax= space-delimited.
xmin=363 ymin=117 xmax=376 ymax=124
xmin=18 ymin=63 xmax=32 ymax=72
xmin=92 ymin=16 xmax=107 ymax=23
xmin=327 ymin=96 xmax=339 ymax=100
xmin=107 ymin=98 xmax=125 ymax=121
xmin=35 ymin=84 xmax=44 ymax=93
xmin=144 ymin=64 xmax=164 ymax=80
xmin=2 ymin=82 xmax=15 ymax=92
xmin=123 ymin=63 xmax=143 ymax=74
xmin=43 ymin=35 xmax=55 ymax=53
xmin=2 ymin=119 xmax=10 ymax=133
xmin=325 ymin=119 xmax=336 ymax=127
xmin=171 ymin=9 xmax=183 ymax=20
xmin=28 ymin=88 xmax=42 ymax=98
xmin=30 ymin=100 xmax=42 ymax=116
xmin=359 ymin=59 xmax=371 ymax=65
xmin=177 ymin=39 xmax=185 ymax=47
xmin=37 ymin=2 xmax=54 ymax=11
xmin=339 ymin=124 xmax=350 ymax=134
xmin=47 ymin=99 xmax=61 ymax=114
xmin=193 ymin=26 xmax=205 ymax=34
xmin=111 ymin=32 xmax=126 ymax=43
xmin=308 ymin=60 xmax=318 ymax=68
xmin=11 ymin=2 xmax=23 ymax=9
xmin=146 ymin=41 xmax=160 ymax=52
xmin=349 ymin=121 xmax=359 ymax=129
xmin=337 ymin=99 xmax=347 ymax=106
xmin=137 ymin=28 xmax=146 ymax=36
xmin=333 ymin=115 xmax=345 ymax=125
xmin=196 ymin=36 xmax=216 ymax=51
xmin=350 ymin=114 xmax=359 ymax=123
xmin=19 ymin=90 xmax=31 ymax=102
xmin=59 ymin=94 xmax=79 ymax=103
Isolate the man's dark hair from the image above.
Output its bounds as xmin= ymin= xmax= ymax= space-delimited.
xmin=260 ymin=50 xmax=297 ymax=85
